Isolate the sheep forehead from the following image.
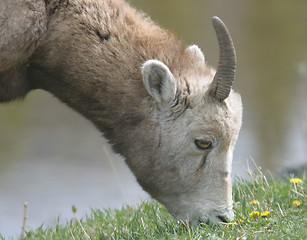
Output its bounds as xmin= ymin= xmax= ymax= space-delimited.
xmin=177 ymin=83 xmax=242 ymax=141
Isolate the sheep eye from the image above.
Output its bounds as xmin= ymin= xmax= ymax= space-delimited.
xmin=194 ymin=139 xmax=212 ymax=150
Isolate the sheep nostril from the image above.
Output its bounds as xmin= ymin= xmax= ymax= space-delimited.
xmin=217 ymin=215 xmax=229 ymax=223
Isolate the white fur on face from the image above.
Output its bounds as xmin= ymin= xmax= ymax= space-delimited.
xmin=143 ymin=63 xmax=243 ymax=225
xmin=159 ymin=92 xmax=241 ymax=224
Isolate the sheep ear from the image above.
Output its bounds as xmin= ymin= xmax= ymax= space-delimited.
xmin=142 ymin=60 xmax=176 ymax=103
xmin=186 ymin=45 xmax=205 ymax=63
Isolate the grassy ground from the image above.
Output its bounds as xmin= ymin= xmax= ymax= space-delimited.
xmin=1 ymin=171 xmax=306 ymax=240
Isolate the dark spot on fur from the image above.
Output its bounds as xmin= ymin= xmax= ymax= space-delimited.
xmin=196 ymin=153 xmax=209 ymax=172
xmin=46 ymin=0 xmax=69 ymax=16
xmin=96 ymin=30 xmax=110 ymax=43
xmin=185 ymin=81 xmax=190 ymax=94
xmin=170 ymin=97 xmax=179 ymax=108
xmin=167 ymin=88 xmax=192 ymax=120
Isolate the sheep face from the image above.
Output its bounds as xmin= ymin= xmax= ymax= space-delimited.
xmin=138 ymin=57 xmax=242 ymax=225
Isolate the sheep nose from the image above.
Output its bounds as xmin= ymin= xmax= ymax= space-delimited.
xmin=217 ymin=215 xmax=229 ymax=223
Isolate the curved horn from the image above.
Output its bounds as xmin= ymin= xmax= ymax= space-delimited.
xmin=210 ymin=16 xmax=236 ymax=102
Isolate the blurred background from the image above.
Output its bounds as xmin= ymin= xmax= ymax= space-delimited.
xmin=1 ymin=0 xmax=306 ymax=237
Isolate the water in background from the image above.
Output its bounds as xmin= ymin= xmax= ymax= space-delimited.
xmin=1 ymin=0 xmax=306 ymax=237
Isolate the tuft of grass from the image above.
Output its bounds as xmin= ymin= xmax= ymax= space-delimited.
xmin=1 ymin=171 xmax=306 ymax=240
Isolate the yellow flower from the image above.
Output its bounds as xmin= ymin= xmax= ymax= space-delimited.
xmin=249 ymin=211 xmax=260 ymax=218
xmin=237 ymin=218 xmax=250 ymax=223
xmin=292 ymin=200 xmax=302 ymax=206
xmin=261 ymin=211 xmax=270 ymax=217
xmin=249 ymin=200 xmax=260 ymax=205
xmin=226 ymin=223 xmax=236 ymax=228
xmin=290 ymin=178 xmax=303 ymax=184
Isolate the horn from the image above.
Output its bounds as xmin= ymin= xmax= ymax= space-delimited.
xmin=210 ymin=16 xmax=236 ymax=102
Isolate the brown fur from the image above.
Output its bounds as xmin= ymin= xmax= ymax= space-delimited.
xmin=0 ymin=0 xmax=211 ymax=200
xmin=0 ymin=0 xmax=242 ymax=224
xmin=25 ymin=0 xmax=208 ymax=184
xmin=0 ymin=0 xmax=47 ymax=101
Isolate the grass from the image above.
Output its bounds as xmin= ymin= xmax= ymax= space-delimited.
xmin=1 ymin=171 xmax=306 ymax=240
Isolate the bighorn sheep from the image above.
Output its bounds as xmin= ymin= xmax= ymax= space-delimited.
xmin=0 ymin=0 xmax=242 ymax=225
